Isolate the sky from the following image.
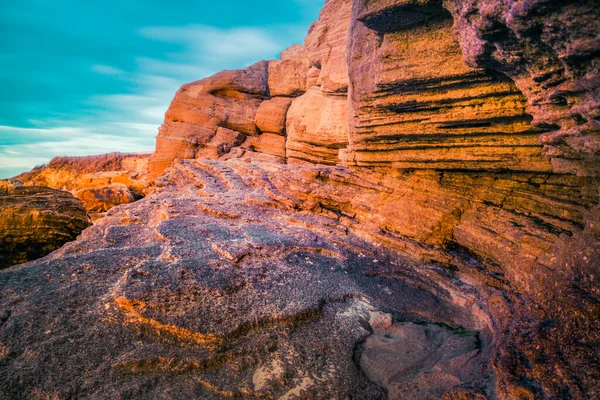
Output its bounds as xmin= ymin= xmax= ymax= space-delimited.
xmin=0 ymin=0 xmax=325 ymax=178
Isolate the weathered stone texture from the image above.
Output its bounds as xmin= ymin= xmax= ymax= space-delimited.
xmin=346 ymin=0 xmax=552 ymax=171
xmin=0 ymin=181 xmax=91 ymax=269
xmin=16 ymin=153 xmax=150 ymax=215
xmin=444 ymin=0 xmax=600 ymax=177
xmin=0 ymin=160 xmax=495 ymax=399
xmin=286 ymin=87 xmax=349 ymax=165
xmin=255 ymin=97 xmax=293 ymax=134
xmin=3 ymin=0 xmax=599 ymax=398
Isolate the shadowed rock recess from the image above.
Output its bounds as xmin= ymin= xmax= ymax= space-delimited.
xmin=1 ymin=0 xmax=599 ymax=399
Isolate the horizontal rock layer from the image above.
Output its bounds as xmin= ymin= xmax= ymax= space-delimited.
xmin=0 ymin=181 xmax=91 ymax=269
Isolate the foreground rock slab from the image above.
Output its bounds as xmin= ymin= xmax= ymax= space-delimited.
xmin=0 ymin=160 xmax=494 ymax=399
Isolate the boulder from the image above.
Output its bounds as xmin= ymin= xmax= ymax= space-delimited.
xmin=253 ymin=133 xmax=286 ymax=158
xmin=286 ymin=87 xmax=349 ymax=165
xmin=0 ymin=181 xmax=91 ymax=269
xmin=75 ymin=183 xmax=135 ymax=214
xmin=255 ymin=97 xmax=293 ymax=134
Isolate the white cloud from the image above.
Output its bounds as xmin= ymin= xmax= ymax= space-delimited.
xmin=0 ymin=124 xmax=155 ymax=178
xmin=91 ymin=64 xmax=125 ymax=76
xmin=138 ymin=24 xmax=306 ymax=71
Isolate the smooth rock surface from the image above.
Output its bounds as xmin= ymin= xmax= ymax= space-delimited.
xmin=286 ymin=87 xmax=349 ymax=165
xmin=255 ymin=97 xmax=293 ymax=135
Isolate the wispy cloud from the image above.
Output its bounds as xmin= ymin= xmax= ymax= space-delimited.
xmin=91 ymin=64 xmax=125 ymax=76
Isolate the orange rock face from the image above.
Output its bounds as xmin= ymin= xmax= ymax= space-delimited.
xmin=255 ymin=97 xmax=293 ymax=134
xmin=75 ymin=183 xmax=135 ymax=216
xmin=286 ymin=87 xmax=349 ymax=165
xmin=16 ymin=152 xmax=150 ymax=216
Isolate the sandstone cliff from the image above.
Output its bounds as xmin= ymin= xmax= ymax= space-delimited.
xmin=1 ymin=0 xmax=598 ymax=398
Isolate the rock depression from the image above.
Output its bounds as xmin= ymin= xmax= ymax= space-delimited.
xmin=1 ymin=0 xmax=599 ymax=398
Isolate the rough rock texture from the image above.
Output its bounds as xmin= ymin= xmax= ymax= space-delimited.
xmin=304 ymin=0 xmax=353 ymax=93
xmin=147 ymin=0 xmax=354 ymax=178
xmin=347 ymin=1 xmax=552 ymax=171
xmin=255 ymin=97 xmax=293 ymax=134
xmin=16 ymin=153 xmax=150 ymax=215
xmin=75 ymin=184 xmax=136 ymax=215
xmin=445 ymin=0 xmax=600 ymax=177
xmin=268 ymin=59 xmax=309 ymax=97
xmin=286 ymin=87 xmax=349 ymax=165
xmin=148 ymin=61 xmax=269 ymax=179
xmin=0 ymin=160 xmax=495 ymax=399
xmin=2 ymin=0 xmax=600 ymax=398
xmin=0 ymin=180 xmax=91 ymax=269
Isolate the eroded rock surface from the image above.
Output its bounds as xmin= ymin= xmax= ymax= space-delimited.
xmin=445 ymin=0 xmax=600 ymax=177
xmin=0 ymin=160 xmax=495 ymax=399
xmin=0 ymin=180 xmax=91 ymax=269
xmin=2 ymin=0 xmax=599 ymax=398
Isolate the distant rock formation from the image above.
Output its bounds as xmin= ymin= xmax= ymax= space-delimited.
xmin=2 ymin=0 xmax=599 ymax=398
xmin=0 ymin=180 xmax=91 ymax=269
xmin=17 ymin=152 xmax=151 ymax=219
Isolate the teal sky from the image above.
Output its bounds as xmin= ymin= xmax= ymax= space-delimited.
xmin=0 ymin=0 xmax=324 ymax=178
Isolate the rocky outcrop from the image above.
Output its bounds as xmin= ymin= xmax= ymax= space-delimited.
xmin=148 ymin=61 xmax=270 ymax=178
xmin=0 ymin=180 xmax=91 ymax=269
xmin=147 ymin=0 xmax=354 ymax=178
xmin=75 ymin=184 xmax=135 ymax=214
xmin=17 ymin=153 xmax=150 ymax=217
xmin=2 ymin=0 xmax=599 ymax=398
xmin=346 ymin=0 xmax=552 ymax=171
xmin=0 ymin=160 xmax=495 ymax=399
xmin=286 ymin=87 xmax=349 ymax=165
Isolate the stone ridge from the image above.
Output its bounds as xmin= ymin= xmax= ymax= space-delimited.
xmin=347 ymin=2 xmax=553 ymax=171
xmin=445 ymin=0 xmax=600 ymax=176
xmin=17 ymin=152 xmax=151 ymax=218
xmin=147 ymin=0 xmax=354 ymax=178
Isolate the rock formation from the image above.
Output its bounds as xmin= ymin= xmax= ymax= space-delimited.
xmin=0 ymin=180 xmax=91 ymax=269
xmin=1 ymin=0 xmax=599 ymax=398
xmin=17 ymin=152 xmax=151 ymax=218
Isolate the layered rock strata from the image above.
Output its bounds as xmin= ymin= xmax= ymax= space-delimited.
xmin=147 ymin=0 xmax=354 ymax=178
xmin=0 ymin=180 xmax=91 ymax=269
xmin=144 ymin=0 xmax=599 ymax=397
xmin=445 ymin=0 xmax=600 ymax=177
